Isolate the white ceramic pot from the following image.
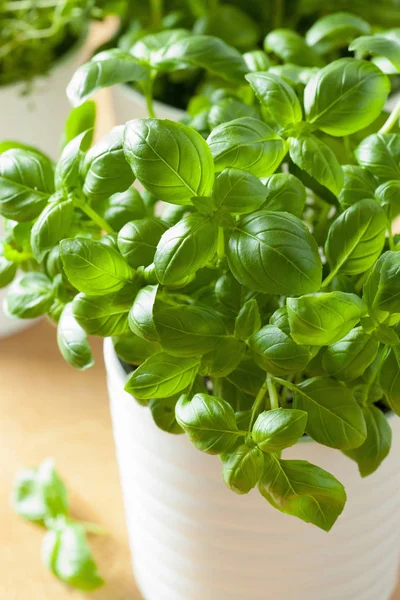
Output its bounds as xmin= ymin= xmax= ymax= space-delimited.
xmin=111 ymin=84 xmax=185 ymax=124
xmin=0 ymin=40 xmax=84 ymax=160
xmin=104 ymin=338 xmax=400 ymax=600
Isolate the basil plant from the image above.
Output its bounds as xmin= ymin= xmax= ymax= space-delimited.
xmin=2 ymin=14 xmax=400 ymax=533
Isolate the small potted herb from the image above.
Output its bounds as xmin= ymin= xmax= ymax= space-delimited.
xmin=2 ymin=14 xmax=400 ymax=600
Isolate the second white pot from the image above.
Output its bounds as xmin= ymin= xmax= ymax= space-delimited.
xmin=104 ymin=338 xmax=400 ymax=600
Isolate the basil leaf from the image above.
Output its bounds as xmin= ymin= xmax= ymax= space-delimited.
xmin=12 ymin=458 xmax=68 ymax=523
xmin=31 ymin=198 xmax=74 ymax=262
xmin=194 ymin=5 xmax=259 ymax=52
xmin=363 ymin=251 xmax=400 ymax=322
xmin=175 ymin=393 xmax=242 ymax=454
xmin=246 ymin=72 xmax=303 ymax=126
xmin=243 ymin=50 xmax=271 ymax=72
xmin=125 ymin=353 xmax=200 ymax=400
xmin=55 ymin=130 xmax=91 ymax=193
xmin=61 ymin=101 xmax=96 ymax=149
xmin=264 ymin=29 xmax=323 ymax=67
xmin=212 ymin=168 xmax=267 ymax=215
xmin=350 ymin=30 xmax=400 ymax=70
xmin=375 ymin=180 xmax=400 ymax=219
xmin=259 ymin=454 xmax=346 ymax=531
xmin=222 ymin=444 xmax=264 ymax=494
xmin=227 ymin=357 xmax=265 ymax=397
xmin=289 ymin=134 xmax=344 ymax=197
xmin=215 ymin=271 xmax=242 ymax=316
xmin=355 ymin=133 xmax=400 ymax=183
xmin=42 ymin=521 xmax=104 ymax=591
xmin=234 ymin=299 xmax=261 ymax=341
xmin=118 ymin=218 xmax=168 ymax=268
xmin=339 ymin=165 xmax=377 ymax=210
xmin=5 ymin=272 xmax=53 ymax=318
xmin=287 ymin=292 xmax=366 ymax=346
xmin=264 ymin=173 xmax=306 ymax=217
xmin=269 ymin=306 xmax=291 ymax=335
xmin=293 ymin=377 xmax=367 ymax=450
xmin=0 ymin=252 xmax=16 ymax=288
xmin=60 ymin=238 xmax=133 ymax=295
xmin=0 ymin=149 xmax=54 ymax=221
xmin=56 ymin=303 xmax=94 ymax=370
xmin=148 ymin=396 xmax=183 ymax=435
xmin=124 ymin=118 xmax=214 ymax=205
xmin=325 ymin=199 xmax=387 ymax=277
xmin=306 ymin=12 xmax=371 ymax=54
xmin=67 ymin=49 xmax=148 ymax=106
xmin=154 ymin=213 xmax=218 ymax=285
xmin=207 ymin=98 xmax=259 ymax=130
xmin=227 ymin=210 xmax=322 ymax=295
xmin=132 ymin=30 xmax=190 ymax=63
xmin=344 ymin=405 xmax=392 ymax=477
xmin=304 ymin=58 xmax=390 ymax=136
xmin=82 ymin=126 xmax=134 ymax=203
xmin=249 ymin=325 xmax=311 ymax=376
xmin=97 ymin=187 xmax=148 ymax=231
xmin=113 ymin=332 xmax=160 ymax=366
xmin=252 ymin=408 xmax=308 ymax=452
xmin=200 ymin=337 xmax=245 ymax=377
xmin=322 ymin=327 xmax=380 ymax=381
xmin=128 ymin=285 xmax=159 ymax=342
xmin=381 ymin=349 xmax=400 ymax=415
xmin=207 ymin=117 xmax=289 ymax=178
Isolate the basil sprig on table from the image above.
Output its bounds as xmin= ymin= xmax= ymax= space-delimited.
xmin=2 ymin=13 xmax=400 ymax=533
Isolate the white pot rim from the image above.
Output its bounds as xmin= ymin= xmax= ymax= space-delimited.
xmin=115 ymin=82 xmax=186 ymax=121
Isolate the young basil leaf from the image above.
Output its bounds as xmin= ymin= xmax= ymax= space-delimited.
xmin=293 ymin=376 xmax=367 ymax=449
xmin=363 ymin=251 xmax=400 ymax=323
xmin=304 ymin=58 xmax=390 ymax=136
xmin=124 ymin=119 xmax=214 ymax=205
xmin=61 ymin=101 xmax=96 ymax=149
xmin=349 ymin=30 xmax=400 ymax=70
xmin=211 ymin=168 xmax=267 ymax=215
xmin=67 ymin=49 xmax=148 ymax=107
xmin=269 ymin=306 xmax=291 ymax=335
xmin=375 ymin=180 xmax=400 ymax=219
xmin=97 ymin=187 xmax=148 ymax=231
xmin=207 ymin=117 xmax=289 ymax=178
xmin=57 ymin=303 xmax=94 ymax=371
xmin=249 ymin=325 xmax=311 ymax=376
xmin=125 ymin=353 xmax=200 ymax=400
xmin=355 ymin=133 xmax=400 ymax=183
xmin=113 ymin=332 xmax=160 ymax=366
xmin=208 ymin=98 xmax=259 ymax=130
xmin=175 ymin=393 xmax=242 ymax=454
xmin=81 ymin=126 xmax=134 ymax=203
xmin=154 ymin=213 xmax=218 ymax=285
xmin=246 ymin=72 xmax=302 ymax=127
xmin=252 ymin=408 xmax=308 ymax=452
xmin=194 ymin=5 xmax=260 ymax=52
xmin=374 ymin=323 xmax=400 ymax=345
xmin=148 ymin=396 xmax=183 ymax=435
xmin=381 ymin=349 xmax=400 ymax=415
xmin=289 ymin=134 xmax=344 ymax=197
xmin=234 ymin=299 xmax=261 ymax=341
xmin=60 ymin=238 xmax=133 ymax=295
xmin=12 ymin=458 xmax=68 ymax=523
xmin=226 ymin=357 xmax=265 ymax=397
xmin=215 ymin=271 xmax=242 ymax=315
xmin=132 ymin=30 xmax=190 ymax=63
xmin=222 ymin=444 xmax=264 ymax=495
xmin=243 ymin=50 xmax=271 ymax=72
xmin=42 ymin=521 xmax=104 ymax=591
xmin=325 ymin=199 xmax=387 ymax=277
xmin=5 ymin=272 xmax=53 ymax=318
xmin=56 ymin=130 xmax=92 ymax=194
xmin=264 ymin=29 xmax=323 ymax=67
xmin=259 ymin=454 xmax=346 ymax=531
xmin=339 ymin=165 xmax=377 ymax=210
xmin=0 ymin=149 xmax=54 ymax=221
xmin=322 ymin=327 xmax=380 ymax=381
xmin=200 ymin=337 xmax=245 ymax=377
xmin=264 ymin=173 xmax=306 ymax=217
xmin=31 ymin=198 xmax=74 ymax=262
xmin=306 ymin=12 xmax=371 ymax=54
xmin=227 ymin=210 xmax=322 ymax=295
xmin=128 ymin=284 xmax=159 ymax=342
xmin=287 ymin=292 xmax=365 ymax=346
xmin=343 ymin=404 xmax=392 ymax=477
xmin=118 ymin=218 xmax=168 ymax=269
xmin=0 ymin=248 xmax=17 ymax=288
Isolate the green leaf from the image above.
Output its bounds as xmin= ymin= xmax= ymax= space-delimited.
xmin=350 ymin=30 xmax=400 ymax=70
xmin=60 ymin=238 xmax=133 ymax=296
xmin=82 ymin=126 xmax=134 ymax=203
xmin=252 ymin=408 xmax=308 ymax=452
xmin=306 ymin=12 xmax=371 ymax=54
xmin=234 ymin=299 xmax=261 ymax=341
xmin=200 ymin=337 xmax=245 ymax=378
xmin=322 ymin=327 xmax=379 ymax=381
xmin=12 ymin=458 xmax=68 ymax=523
xmin=375 ymin=180 xmax=400 ymax=219
xmin=31 ymin=198 xmax=74 ymax=262
xmin=304 ymin=58 xmax=390 ymax=136
xmin=0 ymin=247 xmax=17 ymax=288
xmin=128 ymin=284 xmax=159 ymax=342
xmin=355 ymin=133 xmax=400 ymax=183
xmin=293 ymin=377 xmax=367 ymax=449
xmin=269 ymin=306 xmax=291 ymax=335
xmin=227 ymin=357 xmax=265 ymax=397
xmin=222 ymin=444 xmax=264 ymax=494
xmin=246 ymin=72 xmax=302 ymax=127
xmin=264 ymin=173 xmax=306 ymax=217
xmin=67 ymin=49 xmax=147 ymax=107
xmin=381 ymin=349 xmax=400 ymax=415
xmin=325 ymin=199 xmax=387 ymax=277
xmin=289 ymin=134 xmax=344 ymax=197
xmin=0 ymin=149 xmax=54 ymax=221
xmin=125 ymin=353 xmax=200 ymax=400
xmin=264 ymin=29 xmax=323 ymax=67
xmin=363 ymin=251 xmax=400 ymax=322
xmin=243 ymin=50 xmax=271 ymax=72
xmin=124 ymin=119 xmax=214 ymax=205
xmin=249 ymin=325 xmax=311 ymax=376
xmin=207 ymin=117 xmax=289 ymax=178
xmin=175 ymin=393 xmax=242 ymax=454
xmin=113 ymin=332 xmax=160 ymax=366
xmin=57 ymin=303 xmax=94 ymax=370
xmin=117 ymin=218 xmax=168 ymax=269
xmin=339 ymin=165 xmax=377 ymax=210
xmin=344 ymin=405 xmax=392 ymax=477
xmin=148 ymin=396 xmax=183 ymax=435
xmin=193 ymin=5 xmax=260 ymax=52
xmin=208 ymin=98 xmax=259 ymax=130
xmin=227 ymin=210 xmax=322 ymax=295
xmin=154 ymin=213 xmax=218 ymax=285
xmin=5 ymin=272 xmax=53 ymax=318
xmin=55 ymin=131 xmax=91 ymax=193
xmin=42 ymin=522 xmax=103 ymax=591
xmin=259 ymin=454 xmax=346 ymax=531
xmin=97 ymin=187 xmax=148 ymax=231
xmin=211 ymin=168 xmax=267 ymax=215
xmin=61 ymin=101 xmax=96 ymax=149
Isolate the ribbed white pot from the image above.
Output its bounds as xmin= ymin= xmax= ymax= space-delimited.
xmin=104 ymin=338 xmax=400 ymax=600
xmin=111 ymin=84 xmax=185 ymax=124
xmin=0 ymin=40 xmax=84 ymax=160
